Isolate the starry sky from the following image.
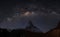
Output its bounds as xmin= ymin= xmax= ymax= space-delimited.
xmin=0 ymin=0 xmax=60 ymax=33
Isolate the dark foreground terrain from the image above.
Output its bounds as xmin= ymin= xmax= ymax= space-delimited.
xmin=0 ymin=21 xmax=60 ymax=37
xmin=0 ymin=28 xmax=60 ymax=37
xmin=0 ymin=28 xmax=44 ymax=37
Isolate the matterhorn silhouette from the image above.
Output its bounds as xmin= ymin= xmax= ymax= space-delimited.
xmin=25 ymin=20 xmax=41 ymax=32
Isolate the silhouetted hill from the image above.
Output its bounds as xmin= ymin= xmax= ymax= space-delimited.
xmin=44 ymin=21 xmax=60 ymax=37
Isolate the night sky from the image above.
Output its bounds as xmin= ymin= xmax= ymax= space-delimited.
xmin=0 ymin=0 xmax=60 ymax=33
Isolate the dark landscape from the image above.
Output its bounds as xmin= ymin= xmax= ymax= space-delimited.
xmin=0 ymin=21 xmax=60 ymax=37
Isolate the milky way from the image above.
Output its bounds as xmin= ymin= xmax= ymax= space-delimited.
xmin=0 ymin=0 xmax=60 ymax=33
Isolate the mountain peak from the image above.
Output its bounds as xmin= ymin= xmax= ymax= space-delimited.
xmin=25 ymin=20 xmax=41 ymax=32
